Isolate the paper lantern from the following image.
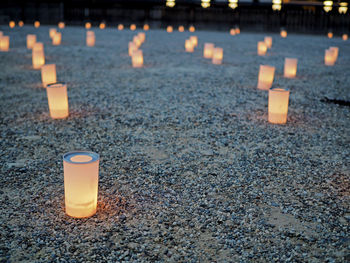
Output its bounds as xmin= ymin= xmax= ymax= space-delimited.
xmin=167 ymin=26 xmax=173 ymax=33
xmin=143 ymin=24 xmax=149 ymax=31
xmin=132 ymin=50 xmax=143 ymax=68
xmin=52 ymin=32 xmax=62 ymax=45
xmin=99 ymin=23 xmax=106 ymax=29
xmin=32 ymin=42 xmax=45 ymax=69
xmin=257 ymin=41 xmax=267 ymax=56
xmin=34 ymin=21 xmax=40 ymax=28
xmin=63 ymin=151 xmax=99 ymax=218
xmin=235 ymin=28 xmax=240 ymax=34
xmin=49 ymin=28 xmax=57 ymax=39
xmin=185 ymin=39 xmax=194 ymax=52
xmin=257 ymin=65 xmax=275 ymax=90
xmin=264 ymin=36 xmax=272 ymax=49
xmin=178 ymin=25 xmax=185 ymax=32
xmin=280 ymin=29 xmax=287 ymax=38
xmin=190 ymin=36 xmax=198 ymax=47
xmin=324 ymin=49 xmax=335 ymax=66
xmin=133 ymin=35 xmax=142 ymax=48
xmin=342 ymin=34 xmax=348 ymax=41
xmin=0 ymin=36 xmax=10 ymax=52
xmin=58 ymin=22 xmax=65 ymax=29
xmin=329 ymin=47 xmax=339 ymax=61
xmin=26 ymin=34 xmax=36 ymax=49
xmin=0 ymin=32 xmax=2 ymax=37
xmin=18 ymin=21 xmax=24 ymax=27
xmin=86 ymin=31 xmax=95 ymax=47
xmin=118 ymin=24 xmax=124 ymax=30
xmin=128 ymin=42 xmax=138 ymax=56
xmin=46 ymin=82 xmax=69 ymax=119
xmin=327 ymin=32 xmax=333 ymax=39
xmin=284 ymin=58 xmax=298 ymax=78
xmin=230 ymin=29 xmax=236 ymax=36
xmin=130 ymin=24 xmax=136 ymax=31
xmin=203 ymin=43 xmax=215 ymax=58
xmin=9 ymin=21 xmax=15 ymax=28
xmin=212 ymin=47 xmax=223 ymax=65
xmin=189 ymin=26 xmax=195 ymax=32
xmin=85 ymin=22 xmax=91 ymax=29
xmin=268 ymin=88 xmax=290 ymax=124
xmin=138 ymin=32 xmax=146 ymax=43
xmin=41 ymin=64 xmax=57 ymax=87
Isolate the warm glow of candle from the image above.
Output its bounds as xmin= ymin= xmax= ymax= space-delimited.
xmin=143 ymin=24 xmax=149 ymax=31
xmin=133 ymin=35 xmax=142 ymax=47
xmin=203 ymin=43 xmax=215 ymax=58
xmin=257 ymin=41 xmax=267 ymax=56
xmin=130 ymin=24 xmax=136 ymax=31
xmin=185 ymin=39 xmax=194 ymax=52
xmin=85 ymin=22 xmax=91 ymax=29
xmin=324 ymin=49 xmax=335 ymax=66
xmin=230 ymin=29 xmax=236 ymax=36
xmin=189 ymin=26 xmax=195 ymax=32
xmin=257 ymin=65 xmax=275 ymax=90
xmin=327 ymin=32 xmax=333 ymax=39
xmin=86 ymin=31 xmax=95 ymax=47
xmin=178 ymin=25 xmax=185 ymax=32
xmin=264 ymin=36 xmax=272 ymax=49
xmin=32 ymin=42 xmax=45 ymax=69
xmin=132 ymin=50 xmax=143 ymax=68
xmin=212 ymin=47 xmax=223 ymax=65
xmin=284 ymin=58 xmax=298 ymax=78
xmin=342 ymin=34 xmax=348 ymax=41
xmin=167 ymin=26 xmax=173 ymax=33
xmin=34 ymin=21 xmax=40 ymax=28
xmin=138 ymin=32 xmax=146 ymax=43
xmin=329 ymin=46 xmax=339 ymax=61
xmin=46 ymin=82 xmax=69 ymax=119
xmin=118 ymin=24 xmax=124 ymax=30
xmin=280 ymin=30 xmax=287 ymax=38
xmin=49 ymin=28 xmax=57 ymax=39
xmin=0 ymin=36 xmax=10 ymax=52
xmin=41 ymin=64 xmax=57 ymax=87
xmin=52 ymin=32 xmax=62 ymax=45
xmin=26 ymin=34 xmax=36 ymax=49
xmin=63 ymin=151 xmax=99 ymax=218
xmin=235 ymin=28 xmax=240 ymax=34
xmin=99 ymin=23 xmax=106 ymax=29
xmin=268 ymin=88 xmax=290 ymax=124
xmin=58 ymin=22 xmax=65 ymax=29
xmin=128 ymin=42 xmax=138 ymax=56
xmin=9 ymin=21 xmax=15 ymax=28
xmin=18 ymin=21 xmax=24 ymax=27
xmin=190 ymin=36 xmax=198 ymax=47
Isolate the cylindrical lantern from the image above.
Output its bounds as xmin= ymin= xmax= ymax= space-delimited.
xmin=128 ymin=42 xmax=137 ymax=56
xmin=189 ymin=26 xmax=195 ymax=32
xmin=49 ymin=28 xmax=57 ymax=39
xmin=32 ymin=51 xmax=45 ymax=69
xmin=85 ymin=22 xmax=91 ymax=29
xmin=190 ymin=36 xmax=198 ymax=47
xmin=257 ymin=41 xmax=267 ymax=56
xmin=52 ymin=32 xmax=62 ymax=45
xmin=86 ymin=31 xmax=95 ymax=47
xmin=143 ymin=24 xmax=149 ymax=31
xmin=99 ymin=23 xmax=106 ymax=29
xmin=230 ymin=29 xmax=236 ymax=36
xmin=34 ymin=21 xmax=40 ymax=28
xmin=257 ymin=65 xmax=275 ymax=90
xmin=327 ymin=32 xmax=333 ymax=39
xmin=178 ymin=25 xmax=185 ymax=32
xmin=235 ymin=28 xmax=240 ymax=34
xmin=9 ymin=21 xmax=15 ymax=28
xmin=280 ymin=30 xmax=287 ymax=38
xmin=185 ymin=39 xmax=194 ymax=52
xmin=118 ymin=24 xmax=124 ymax=31
xmin=284 ymin=58 xmax=298 ymax=78
xmin=342 ymin=34 xmax=348 ymax=41
xmin=138 ymin=32 xmax=146 ymax=43
xmin=203 ymin=43 xmax=215 ymax=58
xmin=268 ymin=88 xmax=290 ymax=124
xmin=130 ymin=24 xmax=136 ymax=31
xmin=329 ymin=47 xmax=339 ymax=62
xmin=58 ymin=22 xmax=65 ymax=29
xmin=133 ymin=35 xmax=142 ymax=48
xmin=264 ymin=36 xmax=272 ymax=49
xmin=212 ymin=47 xmax=223 ymax=65
xmin=27 ymin=34 xmax=36 ymax=49
xmin=0 ymin=36 xmax=10 ymax=52
xmin=41 ymin=64 xmax=57 ymax=87
xmin=18 ymin=21 xmax=24 ymax=27
xmin=63 ymin=151 xmax=99 ymax=218
xmin=46 ymin=82 xmax=69 ymax=119
xmin=324 ymin=49 xmax=335 ymax=66
xmin=167 ymin=26 xmax=173 ymax=33
xmin=132 ymin=50 xmax=143 ymax=68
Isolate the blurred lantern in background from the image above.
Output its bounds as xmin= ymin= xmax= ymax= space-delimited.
xmin=132 ymin=50 xmax=143 ymax=68
xmin=99 ymin=22 xmax=106 ymax=29
xmin=189 ymin=26 xmax=195 ymax=32
xmin=228 ymin=0 xmax=238 ymax=9
xmin=257 ymin=41 xmax=267 ymax=56
xmin=18 ymin=21 xmax=24 ymax=27
xmin=166 ymin=0 xmax=175 ymax=7
xmin=86 ymin=31 xmax=95 ymax=47
xmin=190 ymin=36 xmax=198 ymax=47
xmin=342 ymin=34 xmax=348 ymax=41
xmin=339 ymin=2 xmax=348 ymax=13
xmin=46 ymin=82 xmax=69 ymax=119
xmin=178 ymin=25 xmax=185 ymax=32
xmin=0 ymin=36 xmax=10 ymax=52
xmin=49 ymin=28 xmax=57 ymax=39
xmin=284 ymin=58 xmax=298 ymax=78
xmin=272 ymin=0 xmax=282 ymax=11
xmin=118 ymin=24 xmax=124 ymax=31
xmin=128 ymin=42 xmax=138 ymax=56
xmin=143 ymin=24 xmax=150 ymax=31
xmin=138 ymin=32 xmax=146 ymax=43
xmin=329 ymin=46 xmax=339 ymax=61
xmin=32 ymin=42 xmax=45 ymax=69
xmin=41 ymin=64 xmax=57 ymax=87
xmin=58 ymin=22 xmax=65 ymax=29
xmin=34 ymin=21 xmax=40 ymax=28
xmin=268 ymin=88 xmax=290 ymax=124
xmin=133 ymin=35 xmax=142 ymax=47
xmin=235 ymin=27 xmax=240 ymax=34
xmin=52 ymin=32 xmax=62 ymax=45
xmin=167 ymin=26 xmax=173 ymax=33
xmin=264 ymin=36 xmax=272 ymax=49
xmin=85 ymin=22 xmax=91 ymax=29
xmin=9 ymin=21 xmax=15 ymax=28
xmin=185 ymin=39 xmax=194 ymax=52
xmin=257 ymin=65 xmax=275 ymax=90
xmin=230 ymin=29 xmax=236 ymax=35
xmin=212 ymin=47 xmax=223 ymax=65
xmin=201 ymin=0 xmax=211 ymax=8
xmin=280 ymin=29 xmax=287 ymax=38
xmin=327 ymin=32 xmax=333 ymax=38
xmin=203 ymin=43 xmax=215 ymax=58
xmin=324 ymin=49 xmax=335 ymax=66
xmin=130 ymin=24 xmax=136 ymax=31
xmin=26 ymin=34 xmax=36 ymax=49
xmin=323 ymin=1 xmax=333 ymax=12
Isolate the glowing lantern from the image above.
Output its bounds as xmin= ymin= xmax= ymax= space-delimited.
xmin=268 ymin=88 xmax=290 ymax=124
xmin=167 ymin=26 xmax=173 ymax=33
xmin=41 ymin=64 xmax=57 ymax=87
xmin=132 ymin=50 xmax=143 ymax=68
xmin=133 ymin=35 xmax=142 ymax=48
xmin=339 ymin=2 xmax=348 ymax=14
xmin=166 ymin=0 xmax=176 ymax=7
xmin=189 ymin=26 xmax=195 ymax=32
xmin=178 ymin=25 xmax=185 ymax=32
xmin=329 ymin=46 xmax=339 ymax=61
xmin=118 ymin=24 xmax=124 ymax=31
xmin=229 ymin=0 xmax=238 ymax=9
xmin=26 ymin=34 xmax=36 ymax=49
xmin=203 ymin=43 xmax=215 ymax=58
xmin=284 ymin=58 xmax=298 ymax=78
xmin=46 ymin=82 xmax=69 ymax=119
xmin=49 ymin=28 xmax=57 ymax=39
xmin=230 ymin=29 xmax=236 ymax=36
xmin=323 ymin=1 xmax=333 ymax=12
xmin=32 ymin=42 xmax=45 ymax=69
xmin=52 ymin=32 xmax=62 ymax=45
xmin=63 ymin=151 xmax=99 ymax=218
xmin=0 ymin=32 xmax=2 ymax=37
xmin=257 ymin=65 xmax=275 ymax=90
xmin=138 ymin=32 xmax=146 ymax=43
xmin=212 ymin=47 xmax=223 ymax=65
xmin=58 ymin=22 xmax=65 ymax=29
xmin=235 ymin=27 xmax=240 ymax=34
xmin=86 ymin=31 xmax=95 ymax=47
xmin=342 ymin=34 xmax=348 ymax=41
xmin=99 ymin=23 xmax=106 ymax=29
xmin=18 ymin=21 xmax=24 ymax=27
xmin=130 ymin=24 xmax=136 ymax=31
xmin=9 ymin=21 xmax=15 ymax=28
xmin=34 ymin=21 xmax=40 ymax=28
xmin=327 ymin=32 xmax=333 ymax=39
xmin=264 ymin=36 xmax=272 ymax=49
xmin=257 ymin=41 xmax=267 ymax=56
xmin=85 ymin=22 xmax=91 ymax=29
xmin=190 ymin=36 xmax=198 ymax=47
xmin=143 ymin=24 xmax=149 ymax=31
xmin=324 ymin=49 xmax=335 ymax=66
xmin=280 ymin=29 xmax=287 ymax=38
xmin=128 ymin=42 xmax=138 ymax=56
xmin=185 ymin=39 xmax=194 ymax=52
xmin=0 ymin=36 xmax=10 ymax=52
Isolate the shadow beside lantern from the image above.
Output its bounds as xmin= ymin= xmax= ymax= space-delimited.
xmin=46 ymin=82 xmax=69 ymax=119
xmin=63 ymin=151 xmax=99 ymax=218
xmin=268 ymin=88 xmax=290 ymax=124
xmin=284 ymin=58 xmax=298 ymax=78
xmin=257 ymin=65 xmax=275 ymax=90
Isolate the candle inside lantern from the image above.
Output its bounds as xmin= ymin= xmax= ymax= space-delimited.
xmin=324 ymin=49 xmax=335 ymax=66
xmin=203 ymin=43 xmax=215 ymax=58
xmin=32 ymin=42 xmax=45 ymax=69
xmin=85 ymin=22 xmax=91 ymax=29
xmin=86 ymin=31 xmax=95 ymax=47
xmin=58 ymin=22 xmax=65 ymax=29
xmin=0 ymin=36 xmax=10 ymax=52
xmin=264 ymin=36 xmax=272 ymax=49
xmin=130 ymin=24 xmax=136 ymax=31
xmin=284 ymin=58 xmax=298 ymax=78
xmin=132 ymin=50 xmax=143 ymax=68
xmin=9 ymin=21 xmax=15 ymax=28
xmin=342 ymin=34 xmax=348 ymax=41
xmin=178 ymin=25 xmax=185 ymax=32
xmin=212 ymin=47 xmax=223 ymax=65
xmin=46 ymin=82 xmax=69 ymax=119
xmin=49 ymin=28 xmax=57 ymax=39
xmin=63 ymin=151 xmax=99 ymax=218
xmin=257 ymin=41 xmax=267 ymax=56
xmin=327 ymin=32 xmax=333 ymax=39
xmin=99 ymin=23 xmax=106 ymax=29
xmin=26 ymin=34 xmax=36 ymax=49
xmin=257 ymin=65 xmax=275 ymax=90
xmin=128 ymin=42 xmax=138 ymax=56
xmin=138 ymin=32 xmax=146 ymax=43
xmin=280 ymin=29 xmax=287 ymax=38
xmin=34 ymin=21 xmax=40 ymax=28
xmin=41 ymin=64 xmax=57 ymax=87
xmin=268 ymin=88 xmax=290 ymax=124
xmin=143 ymin=24 xmax=149 ymax=31
xmin=230 ymin=29 xmax=236 ymax=36
xmin=167 ymin=26 xmax=173 ymax=33
xmin=189 ymin=26 xmax=195 ymax=32
xmin=52 ymin=32 xmax=62 ymax=45
xmin=18 ymin=21 xmax=24 ymax=27
xmin=118 ymin=24 xmax=124 ymax=30
xmin=185 ymin=39 xmax=194 ymax=52
xmin=190 ymin=36 xmax=198 ymax=47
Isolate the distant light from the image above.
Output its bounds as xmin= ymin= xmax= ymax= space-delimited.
xmin=166 ymin=0 xmax=175 ymax=8
xmin=323 ymin=1 xmax=333 ymax=12
xmin=272 ymin=0 xmax=282 ymax=11
xmin=18 ymin=21 xmax=24 ymax=27
xmin=201 ymin=0 xmax=210 ymax=8
xmin=228 ymin=0 xmax=238 ymax=10
xmin=339 ymin=2 xmax=348 ymax=14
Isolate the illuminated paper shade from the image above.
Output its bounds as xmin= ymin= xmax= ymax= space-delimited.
xmin=185 ymin=39 xmax=194 ymax=52
xmin=49 ymin=28 xmax=57 ymax=39
xmin=138 ymin=32 xmax=146 ymax=43
xmin=327 ymin=32 xmax=333 ymax=39
xmin=329 ymin=47 xmax=339 ymax=61
xmin=143 ymin=24 xmax=149 ymax=31
xmin=85 ymin=22 xmax=91 ymax=29
xmin=58 ymin=22 xmax=65 ymax=29
xmin=280 ymin=30 xmax=287 ymax=38
xmin=189 ymin=26 xmax=195 ymax=32
xmin=0 ymin=32 xmax=2 ymax=37
xmin=190 ymin=36 xmax=198 ymax=47
xmin=203 ymin=43 xmax=215 ymax=58
xmin=133 ymin=35 xmax=142 ymax=47
xmin=130 ymin=24 xmax=136 ymax=31
xmin=342 ymin=34 xmax=348 ymax=41
xmin=268 ymin=88 xmax=290 ymax=124
xmin=63 ymin=151 xmax=99 ymax=218
xmin=41 ymin=64 xmax=57 ymax=87
xmin=264 ymin=36 xmax=272 ymax=49
xmin=0 ymin=36 xmax=10 ymax=52
xmin=167 ymin=26 xmax=173 ymax=33
xmin=235 ymin=28 xmax=240 ymax=34
xmin=257 ymin=65 xmax=275 ymax=90
xmin=99 ymin=23 xmax=106 ymax=29
xmin=284 ymin=58 xmax=298 ymax=78
xmin=46 ymin=82 xmax=69 ymax=119
xmin=9 ymin=21 xmax=15 ymax=28
xmin=257 ymin=41 xmax=267 ymax=56
xmin=52 ymin=32 xmax=62 ymax=45
xmin=86 ymin=31 xmax=95 ymax=47
xmin=212 ymin=47 xmax=223 ymax=65
xmin=34 ymin=21 xmax=40 ymax=28
xmin=27 ymin=34 xmax=36 ymax=49
xmin=132 ymin=50 xmax=143 ymax=68
xmin=118 ymin=24 xmax=124 ymax=30
xmin=178 ymin=25 xmax=185 ymax=32
xmin=128 ymin=42 xmax=138 ymax=56
xmin=18 ymin=21 xmax=24 ymax=27
xmin=324 ymin=49 xmax=335 ymax=66
xmin=230 ymin=29 xmax=236 ymax=36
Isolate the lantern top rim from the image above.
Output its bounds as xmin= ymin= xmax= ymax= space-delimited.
xmin=46 ymin=82 xmax=66 ymax=89
xmin=63 ymin=151 xmax=99 ymax=164
xmin=270 ymin=87 xmax=289 ymax=93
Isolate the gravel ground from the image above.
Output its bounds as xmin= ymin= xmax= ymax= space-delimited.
xmin=0 ymin=25 xmax=349 ymax=263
